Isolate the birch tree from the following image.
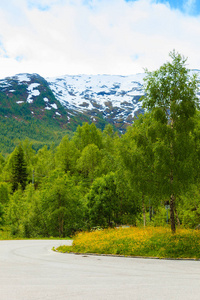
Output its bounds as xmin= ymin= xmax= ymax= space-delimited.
xmin=143 ymin=50 xmax=199 ymax=233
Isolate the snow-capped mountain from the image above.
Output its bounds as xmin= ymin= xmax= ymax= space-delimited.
xmin=47 ymin=74 xmax=144 ymax=112
xmin=46 ymin=70 xmax=200 ymax=129
xmin=0 ymin=70 xmax=200 ymax=154
xmin=46 ymin=73 xmax=145 ymax=129
xmin=0 ymin=72 xmax=146 ymax=132
xmin=1 ymin=70 xmax=200 ymax=133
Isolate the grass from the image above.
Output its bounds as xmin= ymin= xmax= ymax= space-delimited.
xmin=56 ymin=227 xmax=200 ymax=259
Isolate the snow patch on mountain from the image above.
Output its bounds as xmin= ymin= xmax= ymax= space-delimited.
xmin=0 ymin=80 xmax=11 ymax=89
xmin=50 ymin=103 xmax=58 ymax=109
xmin=16 ymin=74 xmax=31 ymax=83
xmin=27 ymin=83 xmax=40 ymax=103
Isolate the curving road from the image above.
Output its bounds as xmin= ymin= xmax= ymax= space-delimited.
xmin=0 ymin=240 xmax=200 ymax=300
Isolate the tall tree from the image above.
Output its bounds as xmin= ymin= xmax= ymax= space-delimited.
xmin=142 ymin=50 xmax=199 ymax=233
xmin=11 ymin=144 xmax=28 ymax=192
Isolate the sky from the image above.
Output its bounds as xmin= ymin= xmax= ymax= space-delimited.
xmin=0 ymin=0 xmax=200 ymax=79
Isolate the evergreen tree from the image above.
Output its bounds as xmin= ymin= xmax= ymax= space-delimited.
xmin=11 ymin=144 xmax=28 ymax=192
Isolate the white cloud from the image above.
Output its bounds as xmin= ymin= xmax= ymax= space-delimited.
xmin=0 ymin=0 xmax=199 ymax=79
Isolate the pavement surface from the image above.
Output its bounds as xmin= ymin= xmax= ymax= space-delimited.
xmin=0 ymin=240 xmax=200 ymax=300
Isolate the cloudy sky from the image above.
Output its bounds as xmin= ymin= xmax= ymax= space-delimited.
xmin=0 ymin=0 xmax=200 ymax=79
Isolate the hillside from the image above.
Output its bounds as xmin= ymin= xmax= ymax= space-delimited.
xmin=0 ymin=73 xmax=91 ymax=154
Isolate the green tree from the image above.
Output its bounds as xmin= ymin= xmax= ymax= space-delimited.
xmin=34 ymin=145 xmax=55 ymax=186
xmin=120 ymin=114 xmax=158 ymax=226
xmin=87 ymin=172 xmax=120 ymax=227
xmin=77 ymin=144 xmax=101 ymax=183
xmin=7 ymin=188 xmax=24 ymax=235
xmin=20 ymin=184 xmax=49 ymax=238
xmin=72 ymin=122 xmax=103 ymax=151
xmin=0 ymin=182 xmax=10 ymax=204
xmin=11 ymin=144 xmax=28 ymax=192
xmin=143 ymin=50 xmax=199 ymax=233
xmin=21 ymin=139 xmax=36 ymax=182
xmin=40 ymin=170 xmax=84 ymax=237
xmin=99 ymin=124 xmax=118 ymax=175
xmin=55 ymin=135 xmax=80 ymax=174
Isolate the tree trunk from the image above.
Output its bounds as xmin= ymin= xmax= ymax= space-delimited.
xmin=170 ymin=193 xmax=176 ymax=233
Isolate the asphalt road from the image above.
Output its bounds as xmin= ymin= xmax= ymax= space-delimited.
xmin=0 ymin=240 xmax=200 ymax=300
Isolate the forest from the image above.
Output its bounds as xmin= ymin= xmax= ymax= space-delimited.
xmin=0 ymin=51 xmax=200 ymax=237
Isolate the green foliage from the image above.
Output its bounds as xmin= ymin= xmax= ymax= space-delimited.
xmin=121 ymin=114 xmax=155 ymax=198
xmin=87 ymin=172 xmax=120 ymax=227
xmin=0 ymin=114 xmax=199 ymax=238
xmin=0 ymin=52 xmax=200 ymax=239
xmin=0 ymin=203 xmax=5 ymax=226
xmin=55 ymin=136 xmax=80 ymax=174
xmin=10 ymin=144 xmax=28 ymax=192
xmin=0 ymin=182 xmax=10 ymax=204
xmin=0 ymin=116 xmax=71 ymax=155
xmin=142 ymin=52 xmax=199 ymax=196
xmin=72 ymin=122 xmax=103 ymax=151
xmin=142 ymin=50 xmax=199 ymax=233
xmin=33 ymin=145 xmax=55 ymax=185
xmin=7 ymin=188 xmax=25 ymax=236
xmin=150 ymin=207 xmax=170 ymax=227
xmin=77 ymin=144 xmax=101 ymax=182
xmin=176 ymin=185 xmax=200 ymax=228
xmin=38 ymin=171 xmax=85 ymax=237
